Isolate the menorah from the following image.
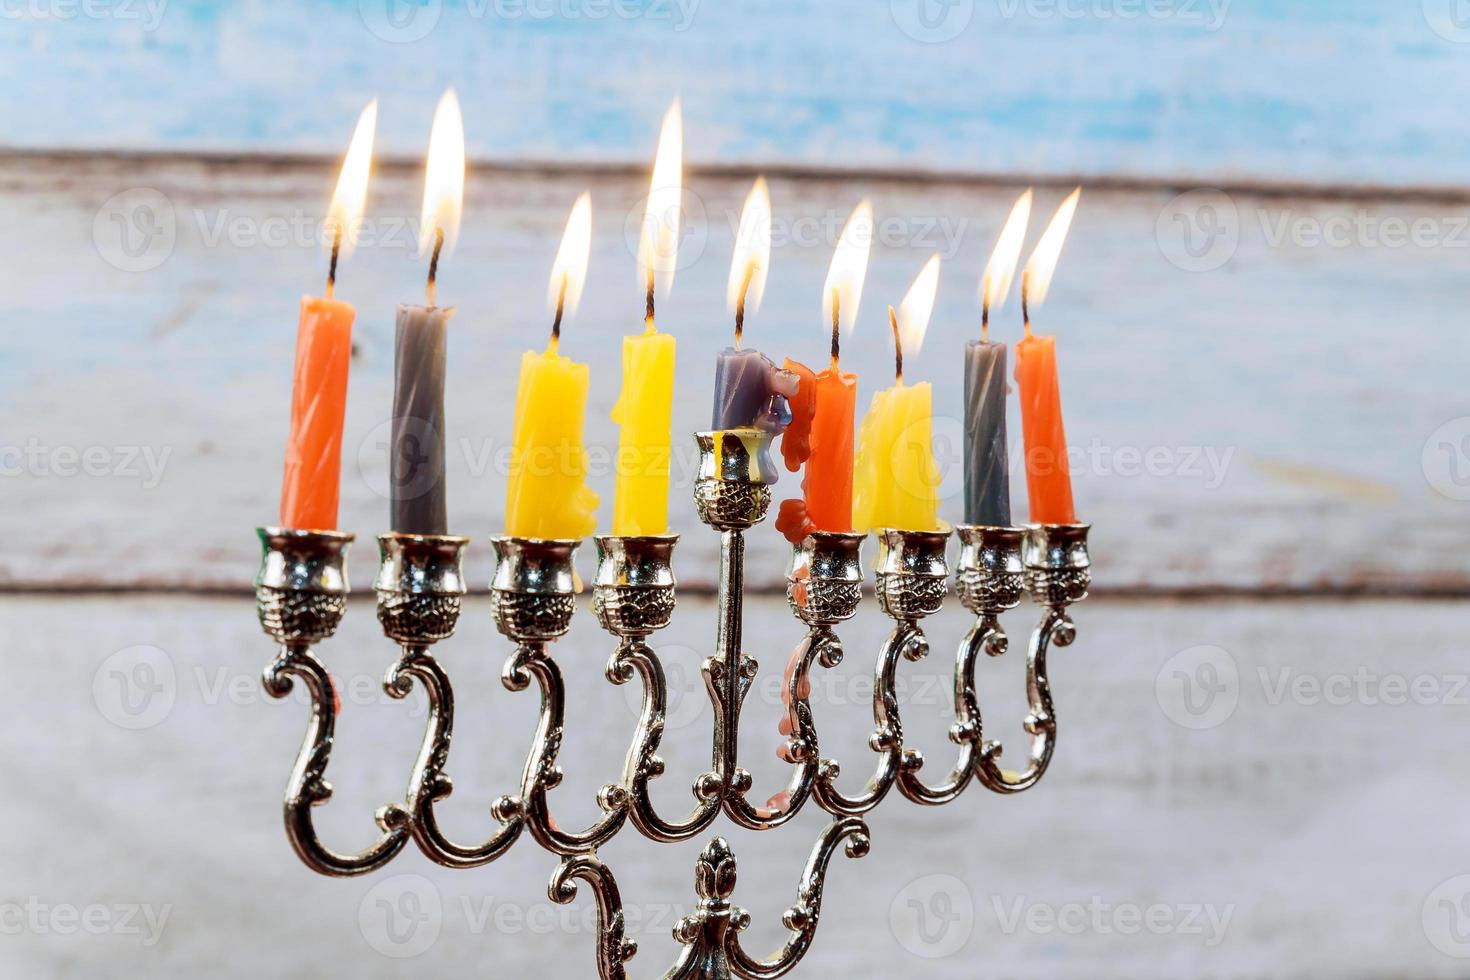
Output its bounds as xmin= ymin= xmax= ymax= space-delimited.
xmin=254 ymin=427 xmax=1092 ymax=978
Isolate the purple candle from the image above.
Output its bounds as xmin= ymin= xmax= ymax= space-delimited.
xmin=712 ymin=347 xmax=797 ymax=433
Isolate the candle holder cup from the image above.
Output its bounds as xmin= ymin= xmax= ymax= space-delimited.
xmin=491 ymin=537 xmax=581 ymax=642
xmin=955 ymin=524 xmax=1026 ymax=617
xmin=875 ymin=528 xmax=951 ymax=621
xmin=786 ymin=531 xmax=866 ymax=628
xmin=694 ymin=429 xmax=775 ymax=531
xmin=592 ymin=534 xmax=678 ymax=637
xmin=256 ymin=527 xmax=353 ymax=645
xmin=375 ymin=533 xmax=470 ymax=645
xmin=253 ymin=491 xmax=1095 ymax=975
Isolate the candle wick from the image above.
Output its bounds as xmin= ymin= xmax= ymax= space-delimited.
xmin=981 ymin=293 xmax=990 ymax=344
xmin=889 ymin=305 xmax=903 ymax=384
xmin=1021 ymin=271 xmax=1032 ymax=339
xmin=829 ymin=288 xmax=841 ymax=371
xmin=734 ymin=263 xmax=754 ymax=350
xmin=326 ymin=226 xmax=342 ymax=300
xmin=644 ymin=268 xmax=656 ymax=334
xmin=426 ymin=226 xmax=445 ymax=308
xmin=552 ymin=274 xmax=568 ymax=347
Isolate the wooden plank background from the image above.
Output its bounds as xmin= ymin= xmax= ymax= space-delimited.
xmin=1 ymin=1 xmax=1468 ymax=191
xmin=12 ymin=594 xmax=1470 ymax=978
xmin=4 ymin=5 xmax=1468 ymax=979
xmin=0 ymin=155 xmax=1464 ymax=594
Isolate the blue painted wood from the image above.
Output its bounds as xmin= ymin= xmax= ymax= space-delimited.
xmin=0 ymin=1 xmax=1465 ymax=188
xmin=3 ymin=156 xmax=1467 ymax=592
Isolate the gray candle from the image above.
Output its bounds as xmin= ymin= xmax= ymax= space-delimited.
xmin=712 ymin=346 xmax=798 ymax=434
xmin=963 ymin=339 xmax=1012 ymax=526
xmin=390 ymin=304 xmax=450 ymax=534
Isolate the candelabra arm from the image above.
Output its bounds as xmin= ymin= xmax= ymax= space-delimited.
xmin=814 ymin=529 xmax=949 ymax=816
xmin=609 ymin=638 xmax=724 ymax=843
xmin=379 ymin=646 xmax=524 ymax=867
xmin=975 ymin=606 xmax=1067 ymax=794
xmin=896 ymin=618 xmax=995 ymax=805
xmin=262 ymin=643 xmax=410 ymax=876
xmin=723 ymin=627 xmax=840 ymax=830
xmin=507 ymin=642 xmax=630 ymax=854
xmin=974 ymin=523 xmax=1090 ymax=795
xmin=812 ymin=622 xmax=921 ymax=816
xmin=723 ymin=817 xmax=871 ymax=980
xmin=549 ymin=854 xmax=640 ymax=980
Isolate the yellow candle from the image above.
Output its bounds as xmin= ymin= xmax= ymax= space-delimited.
xmin=611 ymin=327 xmax=676 ymax=535
xmin=504 ymin=342 xmax=600 ymax=538
xmin=852 ymin=253 xmax=944 ymax=532
xmin=611 ymin=99 xmax=681 ymax=536
xmin=504 ymin=192 xmax=599 ymax=539
xmin=853 ymin=379 xmax=941 ymax=532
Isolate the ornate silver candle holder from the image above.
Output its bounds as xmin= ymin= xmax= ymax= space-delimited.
xmin=254 ymin=439 xmax=1093 ymax=977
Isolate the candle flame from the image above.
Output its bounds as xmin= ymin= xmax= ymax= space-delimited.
xmin=1023 ymin=187 xmax=1081 ymax=311
xmin=638 ymin=100 xmax=683 ymax=300
xmin=548 ymin=191 xmax=592 ymax=319
xmin=822 ymin=200 xmax=873 ymax=336
xmin=896 ymin=253 xmax=941 ymax=357
xmin=325 ymin=100 xmax=377 ymax=261
xmin=726 ymin=176 xmax=771 ymax=318
xmin=981 ymin=189 xmax=1032 ymax=314
xmin=418 ymin=88 xmax=465 ymax=258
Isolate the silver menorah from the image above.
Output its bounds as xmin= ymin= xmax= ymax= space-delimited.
xmin=254 ymin=427 xmax=1092 ymax=979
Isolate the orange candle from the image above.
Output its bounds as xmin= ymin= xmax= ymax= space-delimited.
xmin=281 ymin=297 xmax=354 ymax=530
xmin=1015 ymin=332 xmax=1074 ymax=525
xmin=776 ymin=201 xmax=871 ymax=544
xmin=1015 ymin=188 xmax=1082 ymax=526
xmin=278 ymin=101 xmax=376 ymax=531
xmin=778 ymin=360 xmax=857 ymax=541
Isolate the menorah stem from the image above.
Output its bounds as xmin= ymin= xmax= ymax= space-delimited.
xmin=715 ymin=528 xmax=743 ymax=783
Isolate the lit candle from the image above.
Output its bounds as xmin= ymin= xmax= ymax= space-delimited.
xmin=852 ymin=254 xmax=943 ymax=533
xmin=712 ymin=177 xmax=797 ymax=434
xmin=610 ymin=102 xmax=680 ymax=536
xmin=390 ymin=89 xmax=463 ymax=535
xmin=505 ymin=193 xmax=600 ymax=538
xmin=1016 ymin=188 xmax=1082 ymax=525
xmin=962 ymin=190 xmax=1031 ymax=528
xmin=279 ymin=100 xmax=377 ymax=532
xmin=776 ymin=201 xmax=871 ymax=543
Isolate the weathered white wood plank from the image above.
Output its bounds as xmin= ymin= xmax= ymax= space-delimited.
xmin=1 ymin=2 xmax=1466 ymax=190
xmin=8 ymin=594 xmax=1468 ymax=977
xmin=1 ymin=156 xmax=1465 ymax=592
